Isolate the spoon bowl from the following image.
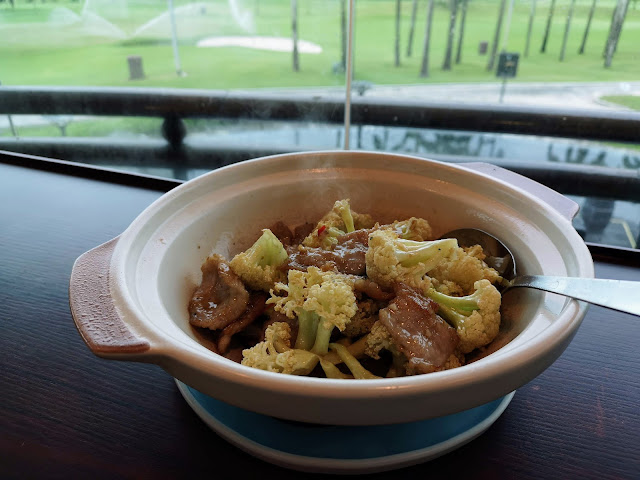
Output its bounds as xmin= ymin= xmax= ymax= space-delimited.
xmin=442 ymin=229 xmax=640 ymax=317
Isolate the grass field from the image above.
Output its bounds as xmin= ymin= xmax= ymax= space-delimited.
xmin=602 ymin=95 xmax=640 ymax=110
xmin=1 ymin=0 xmax=639 ymax=89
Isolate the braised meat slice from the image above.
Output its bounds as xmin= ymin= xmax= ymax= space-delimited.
xmin=285 ymin=228 xmax=370 ymax=276
xmin=268 ymin=221 xmax=294 ymax=246
xmin=292 ymin=222 xmax=315 ymax=245
xmin=217 ymin=291 xmax=269 ymax=353
xmin=379 ymin=284 xmax=459 ymax=374
xmin=189 ymin=254 xmax=250 ymax=330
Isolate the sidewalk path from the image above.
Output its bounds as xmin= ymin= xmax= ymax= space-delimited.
xmin=251 ymin=81 xmax=640 ymax=111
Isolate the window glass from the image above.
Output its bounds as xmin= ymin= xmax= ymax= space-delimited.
xmin=1 ymin=0 xmax=638 ymax=249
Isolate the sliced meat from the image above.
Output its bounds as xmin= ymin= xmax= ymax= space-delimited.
xmin=285 ymin=228 xmax=370 ymax=275
xmin=379 ymin=284 xmax=459 ymax=374
xmin=188 ymin=254 xmax=250 ymax=330
xmin=217 ymin=292 xmax=269 ymax=353
xmin=332 ymin=229 xmax=370 ymax=275
xmin=353 ymin=277 xmax=394 ymax=301
xmin=268 ymin=221 xmax=294 ymax=246
xmin=292 ymin=222 xmax=315 ymax=245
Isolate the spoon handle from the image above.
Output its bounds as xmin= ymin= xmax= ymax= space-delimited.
xmin=509 ymin=276 xmax=640 ymax=317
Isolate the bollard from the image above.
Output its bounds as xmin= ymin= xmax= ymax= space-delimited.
xmin=127 ymin=56 xmax=145 ymax=80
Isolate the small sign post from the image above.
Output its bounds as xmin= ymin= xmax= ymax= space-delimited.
xmin=496 ymin=52 xmax=519 ymax=103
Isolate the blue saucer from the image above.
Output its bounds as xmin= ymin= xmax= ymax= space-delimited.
xmin=176 ymin=380 xmax=514 ymax=474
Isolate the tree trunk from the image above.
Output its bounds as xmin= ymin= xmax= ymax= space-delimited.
xmin=487 ymin=0 xmax=506 ymax=71
xmin=559 ymin=0 xmax=577 ymax=61
xmin=455 ymin=0 xmax=468 ymax=64
xmin=578 ymin=0 xmax=597 ymax=54
xmin=524 ymin=0 xmax=537 ymax=57
xmin=612 ymin=0 xmax=630 ymax=53
xmin=340 ymin=0 xmax=347 ymax=71
xmin=420 ymin=0 xmax=436 ymax=77
xmin=407 ymin=0 xmax=419 ymax=57
xmin=442 ymin=0 xmax=458 ymax=70
xmin=604 ymin=0 xmax=629 ymax=67
xmin=540 ymin=0 xmax=556 ymax=53
xmin=603 ymin=2 xmax=619 ymax=57
xmin=291 ymin=0 xmax=299 ymax=72
xmin=395 ymin=0 xmax=402 ymax=67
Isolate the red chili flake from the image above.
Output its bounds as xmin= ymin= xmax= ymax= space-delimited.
xmin=317 ymin=225 xmax=327 ymax=235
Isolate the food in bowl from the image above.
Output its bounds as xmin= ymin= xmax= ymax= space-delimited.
xmin=188 ymin=199 xmax=503 ymax=379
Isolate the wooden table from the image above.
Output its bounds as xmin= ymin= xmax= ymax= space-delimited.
xmin=1 ymin=157 xmax=638 ymax=479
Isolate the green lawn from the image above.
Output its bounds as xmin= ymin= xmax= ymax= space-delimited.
xmin=1 ymin=0 xmax=639 ymax=89
xmin=601 ymin=95 xmax=640 ymax=110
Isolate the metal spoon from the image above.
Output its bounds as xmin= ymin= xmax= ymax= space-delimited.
xmin=441 ymin=229 xmax=640 ymax=317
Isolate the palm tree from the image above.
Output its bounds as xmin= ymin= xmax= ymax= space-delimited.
xmin=395 ymin=0 xmax=402 ymax=67
xmin=604 ymin=0 xmax=630 ymax=67
xmin=291 ymin=0 xmax=299 ymax=72
xmin=442 ymin=0 xmax=459 ymax=70
xmin=611 ymin=0 xmax=631 ymax=54
xmin=559 ymin=0 xmax=577 ymax=61
xmin=524 ymin=0 xmax=537 ymax=57
xmin=487 ymin=0 xmax=507 ymax=71
xmin=455 ymin=0 xmax=468 ymax=64
xmin=420 ymin=0 xmax=436 ymax=77
xmin=578 ymin=0 xmax=597 ymax=54
xmin=407 ymin=0 xmax=419 ymax=57
xmin=540 ymin=0 xmax=556 ymax=53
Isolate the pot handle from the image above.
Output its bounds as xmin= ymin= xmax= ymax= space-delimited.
xmin=463 ymin=162 xmax=579 ymax=221
xmin=69 ymin=237 xmax=150 ymax=357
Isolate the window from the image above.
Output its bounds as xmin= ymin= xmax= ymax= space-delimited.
xmin=1 ymin=0 xmax=639 ymax=248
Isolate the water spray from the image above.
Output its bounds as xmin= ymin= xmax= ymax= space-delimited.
xmin=168 ymin=0 xmax=186 ymax=77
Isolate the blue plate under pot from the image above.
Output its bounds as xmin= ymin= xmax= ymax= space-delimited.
xmin=176 ymin=380 xmax=515 ymax=474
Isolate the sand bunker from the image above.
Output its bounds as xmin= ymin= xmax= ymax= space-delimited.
xmin=197 ymin=36 xmax=322 ymax=54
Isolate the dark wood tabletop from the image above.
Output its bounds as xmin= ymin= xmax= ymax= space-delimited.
xmin=1 ymin=159 xmax=639 ymax=480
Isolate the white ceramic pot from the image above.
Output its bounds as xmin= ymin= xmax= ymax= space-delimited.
xmin=69 ymin=151 xmax=593 ymax=425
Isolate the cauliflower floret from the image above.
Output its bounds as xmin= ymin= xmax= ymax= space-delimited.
xmin=364 ymin=321 xmax=408 ymax=377
xmin=302 ymin=199 xmax=375 ymax=249
xmin=342 ymin=298 xmax=383 ymax=338
xmin=267 ymin=267 xmax=357 ymax=355
xmin=229 ymin=229 xmax=289 ymax=291
xmin=429 ymin=245 xmax=501 ymax=295
xmin=441 ymin=350 xmax=465 ymax=370
xmin=426 ymin=279 xmax=502 ymax=353
xmin=364 ymin=320 xmax=396 ymax=360
xmin=365 ymin=229 xmax=458 ymax=289
xmin=241 ymin=322 xmax=319 ymax=375
xmin=383 ymin=217 xmax=434 ymax=241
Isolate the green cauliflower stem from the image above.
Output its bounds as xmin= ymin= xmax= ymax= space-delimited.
xmin=230 ymin=229 xmax=289 ymax=291
xmin=319 ymin=359 xmax=353 ymax=379
xmin=267 ymin=267 xmax=357 ymax=355
xmin=335 ymin=199 xmax=355 ymax=233
xmin=302 ymin=199 xmax=374 ymax=249
xmin=365 ymin=229 xmax=459 ymax=289
xmin=328 ymin=343 xmax=381 ymax=379
xmin=241 ymin=322 xmax=319 ymax=375
xmin=425 ymin=279 xmax=502 ymax=353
